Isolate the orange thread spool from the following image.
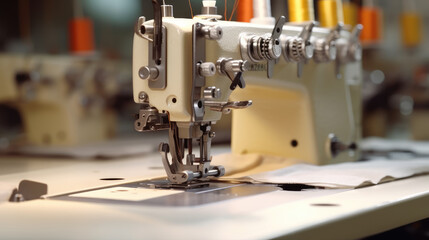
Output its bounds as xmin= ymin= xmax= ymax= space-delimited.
xmin=69 ymin=18 xmax=95 ymax=54
xmin=237 ymin=0 xmax=253 ymax=22
xmin=359 ymin=6 xmax=382 ymax=44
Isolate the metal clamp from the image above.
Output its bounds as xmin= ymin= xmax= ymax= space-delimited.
xmin=217 ymin=58 xmax=250 ymax=90
xmin=336 ymin=24 xmax=363 ymax=78
xmin=240 ymin=16 xmax=286 ymax=78
xmin=313 ymin=23 xmax=343 ymax=63
xmin=282 ymin=22 xmax=315 ymax=78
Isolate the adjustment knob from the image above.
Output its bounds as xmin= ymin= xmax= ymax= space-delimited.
xmin=224 ymin=60 xmax=250 ymax=72
xmin=203 ymin=86 xmax=221 ymax=99
xmin=139 ymin=66 xmax=159 ymax=80
xmin=337 ymin=24 xmax=363 ymax=63
xmin=199 ymin=62 xmax=216 ymax=77
xmin=250 ymin=37 xmax=282 ymax=61
xmin=314 ymin=40 xmax=336 ymax=62
xmin=262 ymin=38 xmax=282 ymax=60
xmin=287 ymin=38 xmax=314 ymax=62
xmin=201 ymin=25 xmax=223 ymax=40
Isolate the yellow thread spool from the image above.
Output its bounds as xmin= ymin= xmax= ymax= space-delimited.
xmin=343 ymin=1 xmax=358 ymax=28
xmin=288 ymin=0 xmax=315 ymax=23
xmin=401 ymin=12 xmax=422 ymax=48
xmin=318 ymin=0 xmax=339 ymax=28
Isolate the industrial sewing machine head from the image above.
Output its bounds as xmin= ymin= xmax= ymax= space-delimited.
xmin=133 ymin=0 xmax=362 ymax=188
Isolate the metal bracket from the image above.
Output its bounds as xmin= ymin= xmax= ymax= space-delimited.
xmin=192 ymin=23 xmax=208 ymax=122
xmin=147 ymin=27 xmax=167 ymax=89
xmin=134 ymin=107 xmax=169 ymax=132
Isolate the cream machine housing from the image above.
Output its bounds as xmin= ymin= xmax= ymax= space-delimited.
xmin=133 ymin=2 xmax=362 ymax=186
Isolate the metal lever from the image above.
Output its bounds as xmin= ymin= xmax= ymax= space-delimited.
xmin=204 ymin=100 xmax=252 ymax=114
xmin=283 ymin=22 xmax=315 ymax=78
xmin=335 ymin=24 xmax=363 ymax=78
xmin=152 ymin=0 xmax=162 ymax=64
xmin=230 ymin=72 xmax=245 ymax=90
xmin=313 ymin=23 xmax=343 ymax=63
xmin=216 ymin=58 xmax=249 ymax=90
xmin=326 ymin=23 xmax=343 ymax=43
xmin=297 ymin=22 xmax=315 ymax=78
xmin=240 ymin=16 xmax=285 ymax=79
xmin=267 ymin=16 xmax=286 ymax=78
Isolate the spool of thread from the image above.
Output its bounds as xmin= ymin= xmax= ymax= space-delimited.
xmin=237 ymin=0 xmax=253 ymax=22
xmin=318 ymin=0 xmax=338 ymax=28
xmin=288 ymin=0 xmax=315 ymax=23
xmin=359 ymin=6 xmax=382 ymax=44
xmin=400 ymin=12 xmax=422 ymax=48
xmin=343 ymin=1 xmax=358 ymax=28
xmin=336 ymin=0 xmax=344 ymax=24
xmin=69 ymin=18 xmax=95 ymax=54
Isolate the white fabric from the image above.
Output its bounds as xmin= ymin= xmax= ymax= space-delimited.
xmin=233 ymin=159 xmax=429 ymax=189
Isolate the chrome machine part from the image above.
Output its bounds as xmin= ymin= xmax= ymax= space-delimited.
xmin=192 ymin=22 xmax=223 ymax=121
xmin=203 ymin=86 xmax=221 ymax=99
xmin=198 ymin=62 xmax=217 ymax=77
xmin=325 ymin=133 xmax=357 ymax=160
xmin=282 ymin=22 xmax=315 ymax=78
xmin=240 ymin=16 xmax=286 ymax=78
xmin=134 ymin=2 xmax=167 ymax=89
xmin=336 ymin=24 xmax=363 ymax=78
xmin=204 ymin=100 xmax=252 ymax=114
xmin=313 ymin=23 xmax=343 ymax=63
xmin=216 ymin=58 xmax=250 ymax=90
xmin=200 ymin=25 xmax=223 ymax=40
xmin=159 ymin=123 xmax=225 ymax=185
xmin=139 ymin=66 xmax=159 ymax=80
xmin=134 ymin=107 xmax=169 ymax=132
xmin=161 ymin=5 xmax=173 ymax=17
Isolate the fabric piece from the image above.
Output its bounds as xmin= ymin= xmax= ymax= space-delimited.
xmin=214 ymin=153 xmax=429 ymax=189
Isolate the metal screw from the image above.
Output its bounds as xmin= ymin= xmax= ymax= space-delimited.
xmin=138 ymin=91 xmax=148 ymax=102
xmin=199 ymin=62 xmax=216 ymax=77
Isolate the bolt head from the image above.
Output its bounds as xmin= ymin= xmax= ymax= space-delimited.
xmin=209 ymin=26 xmax=222 ymax=40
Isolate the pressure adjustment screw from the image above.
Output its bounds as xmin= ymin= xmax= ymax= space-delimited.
xmin=199 ymin=62 xmax=216 ymax=77
xmin=201 ymin=25 xmax=223 ymax=40
xmin=139 ymin=66 xmax=159 ymax=80
xmin=204 ymin=86 xmax=221 ymax=99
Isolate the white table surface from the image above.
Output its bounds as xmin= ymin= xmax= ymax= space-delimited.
xmin=1 ymin=146 xmax=429 ymax=240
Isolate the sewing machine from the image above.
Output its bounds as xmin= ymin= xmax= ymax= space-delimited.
xmin=133 ymin=1 xmax=362 ymax=187
xmin=0 ymin=54 xmax=120 ymax=146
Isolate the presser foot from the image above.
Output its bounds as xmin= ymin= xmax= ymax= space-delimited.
xmin=159 ymin=142 xmax=225 ymax=185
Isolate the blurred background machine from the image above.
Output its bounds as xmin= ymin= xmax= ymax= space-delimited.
xmin=0 ymin=54 xmax=123 ymax=146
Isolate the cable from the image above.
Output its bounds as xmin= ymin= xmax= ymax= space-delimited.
xmin=188 ymin=0 xmax=194 ymax=18
xmin=224 ymin=0 xmax=227 ymax=20
xmin=229 ymin=0 xmax=239 ymax=21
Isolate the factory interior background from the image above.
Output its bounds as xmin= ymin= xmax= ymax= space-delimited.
xmin=1 ymin=0 xmax=429 ymax=239
xmin=0 ymin=0 xmax=428 ymax=147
